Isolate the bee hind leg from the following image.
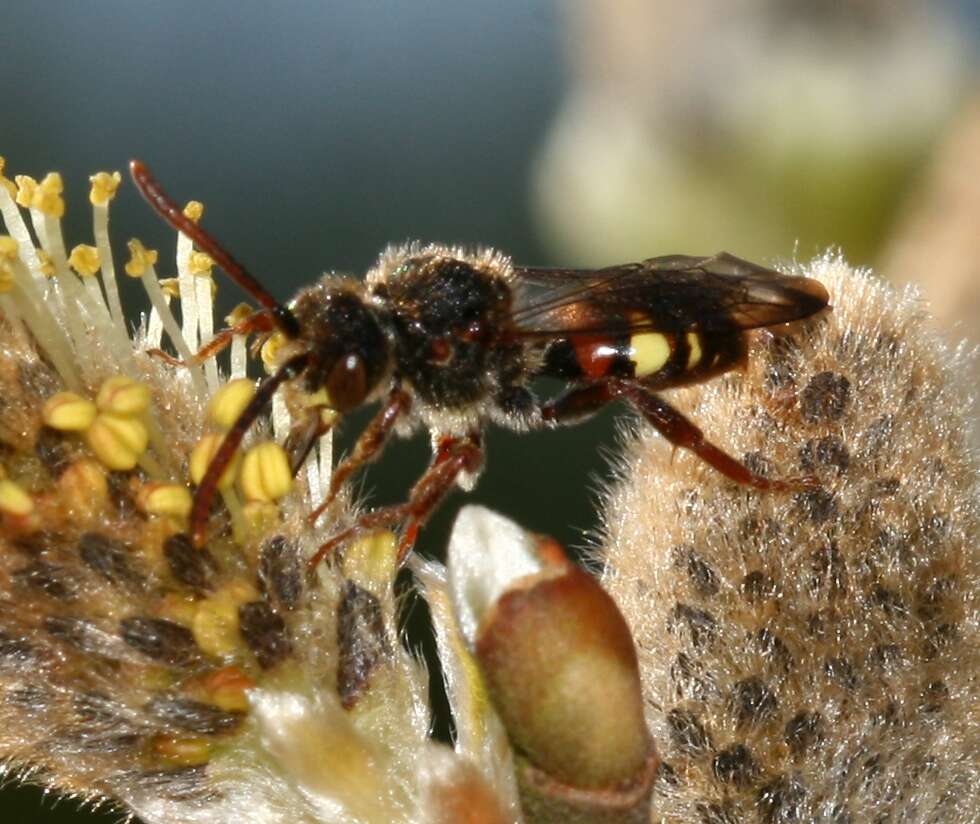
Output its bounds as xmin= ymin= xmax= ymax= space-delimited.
xmin=618 ymin=380 xmax=815 ymax=491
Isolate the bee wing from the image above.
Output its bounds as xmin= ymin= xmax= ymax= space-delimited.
xmin=511 ymin=252 xmax=829 ymax=337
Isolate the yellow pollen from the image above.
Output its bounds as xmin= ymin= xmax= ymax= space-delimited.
xmin=0 ymin=235 xmax=18 ymax=260
xmin=183 ymin=200 xmax=204 ymax=222
xmin=261 ymin=331 xmax=288 ymax=368
xmin=225 ymin=303 xmax=254 ymax=327
xmin=0 ymin=236 xmax=17 ymax=293
xmin=188 ymin=251 xmax=214 ymax=275
xmin=153 ymin=736 xmax=211 ymax=767
xmin=89 ymin=171 xmax=122 ymax=206
xmin=158 ymin=277 xmax=181 ymax=299
xmin=36 ymin=249 xmax=55 ymax=278
xmin=14 ymin=175 xmax=37 ymax=208
xmin=0 ymin=157 xmax=16 ymax=198
xmin=240 ymin=442 xmax=292 ymax=503
xmin=0 ymin=479 xmax=34 ymax=517
xmin=686 ymin=332 xmax=703 ymax=369
xmin=33 ymin=172 xmax=66 ymax=218
xmin=42 ymin=392 xmax=98 ymax=431
xmin=124 ymin=238 xmax=159 ymax=277
xmin=630 ymin=331 xmax=671 ymax=378
xmin=190 ymin=433 xmax=241 ymax=491
xmin=68 ymin=244 xmax=101 ymax=278
xmin=208 ymin=379 xmax=256 ymax=429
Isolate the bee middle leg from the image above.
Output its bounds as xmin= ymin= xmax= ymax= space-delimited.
xmin=305 ymin=387 xmax=412 ymax=526
xmin=308 ymin=431 xmax=483 ymax=570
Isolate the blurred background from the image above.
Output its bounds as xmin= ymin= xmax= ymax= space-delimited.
xmin=1 ymin=1 xmax=977 ymax=820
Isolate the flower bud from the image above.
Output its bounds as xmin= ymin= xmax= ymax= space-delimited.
xmin=448 ymin=506 xmax=657 ymax=808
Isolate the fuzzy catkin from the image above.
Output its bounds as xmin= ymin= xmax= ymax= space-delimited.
xmin=600 ymin=256 xmax=979 ymax=823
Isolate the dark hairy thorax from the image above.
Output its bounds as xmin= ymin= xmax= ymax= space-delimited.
xmin=374 ymin=256 xmax=515 ymax=408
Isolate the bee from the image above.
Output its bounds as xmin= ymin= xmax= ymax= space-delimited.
xmin=130 ymin=161 xmax=829 ymax=566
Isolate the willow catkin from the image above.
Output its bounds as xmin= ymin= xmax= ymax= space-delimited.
xmin=600 ymin=255 xmax=979 ymax=823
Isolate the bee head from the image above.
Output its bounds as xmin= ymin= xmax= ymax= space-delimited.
xmin=291 ymin=283 xmax=390 ymax=413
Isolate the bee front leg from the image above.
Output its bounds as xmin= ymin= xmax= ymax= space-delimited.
xmin=307 ymin=432 xmax=483 ymax=570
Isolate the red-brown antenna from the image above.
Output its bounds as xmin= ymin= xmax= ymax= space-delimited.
xmin=129 ymin=160 xmax=300 ymax=338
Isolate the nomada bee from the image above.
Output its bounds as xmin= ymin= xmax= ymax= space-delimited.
xmin=131 ymin=161 xmax=829 ymax=566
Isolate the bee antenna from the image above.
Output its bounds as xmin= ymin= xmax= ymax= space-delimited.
xmin=129 ymin=160 xmax=300 ymax=338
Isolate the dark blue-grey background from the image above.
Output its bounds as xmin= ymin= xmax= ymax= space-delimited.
xmin=0 ymin=3 xmax=602 ymax=821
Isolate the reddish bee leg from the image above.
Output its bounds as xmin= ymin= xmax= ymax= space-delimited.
xmin=307 ymin=433 xmax=483 ymax=570
xmin=306 ymin=388 xmax=412 ymax=526
xmin=540 ymin=383 xmax=616 ymax=424
xmin=147 ymin=309 xmax=275 ymax=367
xmin=618 ymin=381 xmax=815 ymax=491
xmin=190 ymin=352 xmax=310 ymax=546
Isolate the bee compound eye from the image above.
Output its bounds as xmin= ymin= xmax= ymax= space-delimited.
xmin=326 ymin=353 xmax=369 ymax=412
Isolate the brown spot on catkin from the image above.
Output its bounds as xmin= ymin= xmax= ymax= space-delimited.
xmin=144 ymin=694 xmax=244 ymax=734
xmin=163 ymin=533 xmax=216 ymax=591
xmin=712 ymin=743 xmax=759 ymax=787
xmin=667 ymin=707 xmax=713 ymax=754
xmin=336 ymin=580 xmax=391 ymax=709
xmin=120 ymin=616 xmax=199 ymax=665
xmin=238 ymin=600 xmax=291 ymax=669
xmin=79 ymin=532 xmax=144 ymax=589
xmin=800 ymin=371 xmax=850 ymax=423
xmin=257 ymin=535 xmax=301 ymax=610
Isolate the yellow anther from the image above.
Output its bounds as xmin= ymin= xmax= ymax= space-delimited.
xmin=86 ymin=414 xmax=149 ymax=470
xmin=138 ymin=483 xmax=193 ymax=519
xmin=68 ymin=244 xmax=101 ymax=278
xmin=343 ymin=531 xmax=398 ymax=593
xmin=0 ymin=236 xmax=17 ymax=293
xmin=124 ymin=238 xmax=159 ymax=278
xmin=36 ymin=249 xmax=55 ymax=277
xmin=33 ymin=172 xmax=66 ymax=218
xmin=190 ymin=433 xmax=241 ymax=491
xmin=42 ymin=392 xmax=98 ymax=431
xmin=14 ymin=175 xmax=37 ymax=208
xmin=188 ymin=251 xmax=214 ymax=275
xmin=204 ymin=667 xmax=255 ymax=713
xmin=241 ymin=500 xmax=280 ymax=539
xmin=57 ymin=458 xmax=109 ymax=514
xmin=89 ymin=171 xmax=122 ymax=206
xmin=183 ymin=200 xmax=204 ymax=222
xmin=0 ymin=479 xmax=34 ymax=517
xmin=96 ymin=375 xmax=152 ymax=416
xmin=192 ymin=582 xmax=256 ymax=657
xmin=0 ymin=157 xmax=15 ymax=198
xmin=208 ymin=379 xmax=256 ymax=429
xmin=225 ymin=303 xmax=253 ymax=327
xmin=239 ymin=442 xmax=292 ymax=503
xmin=153 ymin=735 xmax=211 ymax=767
xmin=260 ymin=331 xmax=288 ymax=368
xmin=0 ymin=236 xmax=18 ymax=260
xmin=158 ymin=277 xmax=181 ymax=299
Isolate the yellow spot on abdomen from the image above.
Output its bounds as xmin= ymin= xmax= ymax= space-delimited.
xmin=686 ymin=332 xmax=703 ymax=369
xmin=630 ymin=332 xmax=671 ymax=377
